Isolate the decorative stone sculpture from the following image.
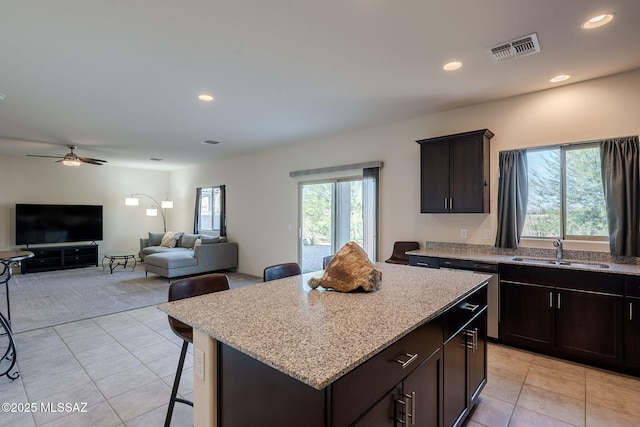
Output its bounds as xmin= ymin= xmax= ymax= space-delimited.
xmin=308 ymin=241 xmax=382 ymax=292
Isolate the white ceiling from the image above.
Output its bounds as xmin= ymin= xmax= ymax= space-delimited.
xmin=1 ymin=0 xmax=639 ymax=170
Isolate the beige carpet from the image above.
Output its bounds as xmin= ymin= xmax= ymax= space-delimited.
xmin=2 ymin=266 xmax=262 ymax=333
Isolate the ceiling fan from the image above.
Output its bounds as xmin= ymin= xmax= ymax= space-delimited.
xmin=27 ymin=144 xmax=107 ymax=166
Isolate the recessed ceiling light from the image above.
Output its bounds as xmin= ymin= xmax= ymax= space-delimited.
xmin=443 ymin=61 xmax=462 ymax=71
xmin=582 ymin=13 xmax=615 ymax=29
xmin=198 ymin=94 xmax=214 ymax=102
xmin=550 ymin=74 xmax=571 ymax=83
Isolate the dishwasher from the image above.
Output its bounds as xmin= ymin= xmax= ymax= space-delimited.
xmin=439 ymin=258 xmax=500 ymax=340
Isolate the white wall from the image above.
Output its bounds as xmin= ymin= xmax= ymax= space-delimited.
xmin=4 ymin=70 xmax=637 ymax=276
xmin=170 ymin=69 xmax=640 ymax=277
xmin=0 ymin=156 xmax=170 ymax=256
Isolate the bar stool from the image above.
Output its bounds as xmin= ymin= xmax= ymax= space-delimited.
xmin=263 ymin=262 xmax=301 ymax=282
xmin=322 ymin=255 xmax=334 ymax=269
xmin=384 ymin=241 xmax=420 ymax=265
xmin=164 ymin=273 xmax=230 ymax=427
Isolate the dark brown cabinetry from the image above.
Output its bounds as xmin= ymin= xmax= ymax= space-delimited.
xmin=416 ymin=129 xmax=493 ymax=213
xmin=625 ymin=277 xmax=640 ymax=372
xmin=353 ymin=349 xmax=443 ymax=427
xmin=500 ymin=264 xmax=624 ymax=370
xmin=21 ymin=245 xmax=99 ymax=273
xmin=217 ymin=284 xmax=488 ymax=427
xmin=443 ymin=287 xmax=487 ymax=427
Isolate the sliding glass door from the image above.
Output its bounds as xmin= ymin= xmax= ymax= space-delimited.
xmin=299 ymin=178 xmax=366 ymax=272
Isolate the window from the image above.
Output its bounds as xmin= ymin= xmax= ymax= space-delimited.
xmin=522 ymin=144 xmax=607 ymax=240
xmin=195 ymin=185 xmax=226 ymax=236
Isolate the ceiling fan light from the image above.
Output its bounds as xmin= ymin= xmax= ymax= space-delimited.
xmin=125 ymin=197 xmax=140 ymax=206
xmin=62 ymin=158 xmax=81 ymax=166
xmin=146 ymin=208 xmax=158 ymax=217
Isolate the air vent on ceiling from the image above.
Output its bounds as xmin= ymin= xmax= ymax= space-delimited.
xmin=488 ymin=33 xmax=541 ymax=63
xmin=202 ymin=140 xmax=221 ymax=145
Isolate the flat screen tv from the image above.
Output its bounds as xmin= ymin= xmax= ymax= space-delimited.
xmin=15 ymin=204 xmax=103 ymax=246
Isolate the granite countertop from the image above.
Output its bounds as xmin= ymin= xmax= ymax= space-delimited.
xmin=407 ymin=247 xmax=640 ymax=276
xmin=158 ymin=262 xmax=489 ymax=390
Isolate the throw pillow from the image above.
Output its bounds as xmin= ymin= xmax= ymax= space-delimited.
xmin=148 ymin=232 xmax=164 ymax=246
xmin=180 ymin=233 xmax=200 ymax=248
xmin=161 ymin=231 xmax=181 ymax=248
xmin=193 ymin=239 xmax=202 ymax=249
xmin=201 ymin=236 xmax=220 ymax=244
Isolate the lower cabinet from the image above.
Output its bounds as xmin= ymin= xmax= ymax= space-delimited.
xmin=443 ymin=308 xmax=487 ymax=427
xmin=500 ymin=264 xmax=625 ymax=371
xmin=625 ymin=276 xmax=640 ymax=372
xmin=353 ymin=349 xmax=443 ymax=427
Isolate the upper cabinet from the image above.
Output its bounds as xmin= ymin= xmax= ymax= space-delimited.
xmin=417 ymin=129 xmax=493 ymax=213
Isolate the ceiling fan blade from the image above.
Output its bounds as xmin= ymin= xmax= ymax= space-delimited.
xmin=79 ymin=157 xmax=106 ymax=165
xmin=27 ymin=154 xmax=64 ymax=159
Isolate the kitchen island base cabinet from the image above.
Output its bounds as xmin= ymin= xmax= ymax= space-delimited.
xmin=443 ymin=308 xmax=487 ymax=427
xmin=218 ymin=344 xmax=325 ymax=427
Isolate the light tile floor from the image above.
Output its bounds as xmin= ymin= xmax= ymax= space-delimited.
xmin=1 ymin=307 xmax=640 ymax=426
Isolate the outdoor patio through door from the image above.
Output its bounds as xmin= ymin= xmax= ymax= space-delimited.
xmin=299 ymin=178 xmax=367 ymax=273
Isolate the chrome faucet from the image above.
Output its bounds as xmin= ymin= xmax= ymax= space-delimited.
xmin=553 ymin=239 xmax=563 ymax=260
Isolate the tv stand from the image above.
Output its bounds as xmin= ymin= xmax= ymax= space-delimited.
xmin=20 ymin=245 xmax=99 ymax=274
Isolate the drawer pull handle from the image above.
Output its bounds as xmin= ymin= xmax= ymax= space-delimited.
xmin=416 ymin=262 xmax=432 ymax=267
xmin=461 ymin=302 xmax=479 ymax=312
xmin=395 ymin=353 xmax=419 ymax=368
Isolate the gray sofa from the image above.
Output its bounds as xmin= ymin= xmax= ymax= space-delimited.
xmin=140 ymin=232 xmax=238 ymax=279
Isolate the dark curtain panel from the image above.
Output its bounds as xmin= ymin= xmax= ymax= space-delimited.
xmin=219 ymin=185 xmax=227 ymax=237
xmin=600 ymin=136 xmax=640 ymax=256
xmin=495 ymin=150 xmax=528 ymax=248
xmin=193 ymin=187 xmax=203 ymax=233
xmin=363 ymin=167 xmax=379 ymax=261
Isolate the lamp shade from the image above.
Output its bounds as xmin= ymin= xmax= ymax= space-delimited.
xmin=146 ymin=208 xmax=158 ymax=217
xmin=125 ymin=197 xmax=139 ymax=206
xmin=161 ymin=200 xmax=174 ymax=209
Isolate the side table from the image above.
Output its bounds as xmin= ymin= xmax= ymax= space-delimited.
xmin=0 ymin=250 xmax=34 ymax=380
xmin=102 ymin=252 xmax=137 ymax=274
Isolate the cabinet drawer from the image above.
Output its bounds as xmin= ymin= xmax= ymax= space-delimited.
xmin=30 ymin=249 xmax=60 ymax=259
xmin=64 ymin=255 xmax=96 ymax=265
xmin=626 ymin=276 xmax=640 ymax=297
xmin=331 ymin=317 xmax=443 ymax=427
xmin=409 ymin=255 xmax=439 ymax=268
xmin=65 ymin=247 xmax=97 ymax=256
xmin=27 ymin=258 xmax=61 ymax=269
xmin=444 ymin=285 xmax=487 ymax=341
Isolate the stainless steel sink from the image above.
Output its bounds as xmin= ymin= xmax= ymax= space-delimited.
xmin=512 ymin=257 xmax=609 ymax=269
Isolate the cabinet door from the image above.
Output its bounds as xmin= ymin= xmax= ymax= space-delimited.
xmin=443 ymin=329 xmax=467 ymax=427
xmin=403 ymin=349 xmax=443 ymax=427
xmin=556 ymin=289 xmax=624 ymax=367
xmin=626 ymin=297 xmax=640 ymax=371
xmin=449 ymin=136 xmax=485 ymax=213
xmin=420 ymin=140 xmax=450 ymax=213
xmin=500 ymin=281 xmax=555 ymax=353
xmin=467 ymin=311 xmax=487 ymax=404
xmin=352 ymin=384 xmax=401 ymax=427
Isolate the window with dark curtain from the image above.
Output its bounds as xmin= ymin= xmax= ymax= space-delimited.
xmin=600 ymin=136 xmax=640 ymax=256
xmin=495 ymin=150 xmax=528 ymax=248
xmin=194 ymin=185 xmax=226 ymax=237
xmin=363 ymin=167 xmax=379 ymax=261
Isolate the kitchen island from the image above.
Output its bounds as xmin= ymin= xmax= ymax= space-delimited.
xmin=159 ymin=262 xmax=489 ymax=427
